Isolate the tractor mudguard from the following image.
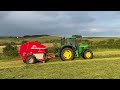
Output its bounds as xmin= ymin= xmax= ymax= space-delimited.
xmin=60 ymin=45 xmax=76 ymax=52
xmin=79 ymin=44 xmax=89 ymax=48
xmin=78 ymin=44 xmax=89 ymax=55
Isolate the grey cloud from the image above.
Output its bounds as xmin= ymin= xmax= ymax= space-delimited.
xmin=34 ymin=11 xmax=95 ymax=24
xmin=0 ymin=11 xmax=11 ymax=19
xmin=63 ymin=11 xmax=95 ymax=23
xmin=0 ymin=11 xmax=96 ymax=36
xmin=116 ymin=11 xmax=120 ymax=14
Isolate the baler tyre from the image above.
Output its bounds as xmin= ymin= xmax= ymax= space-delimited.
xmin=82 ymin=49 xmax=93 ymax=59
xmin=41 ymin=54 xmax=47 ymax=63
xmin=43 ymin=53 xmax=48 ymax=60
xmin=23 ymin=60 xmax=26 ymax=63
xmin=60 ymin=47 xmax=74 ymax=61
xmin=25 ymin=56 xmax=36 ymax=64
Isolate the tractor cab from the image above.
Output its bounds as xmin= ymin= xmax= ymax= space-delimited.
xmin=61 ymin=36 xmax=76 ymax=47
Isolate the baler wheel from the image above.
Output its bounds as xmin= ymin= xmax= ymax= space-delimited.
xmin=25 ymin=56 xmax=36 ymax=64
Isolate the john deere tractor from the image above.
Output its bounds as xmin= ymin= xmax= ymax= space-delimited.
xmin=55 ymin=36 xmax=93 ymax=61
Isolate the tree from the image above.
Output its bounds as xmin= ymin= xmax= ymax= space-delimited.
xmin=72 ymin=35 xmax=82 ymax=38
xmin=3 ymin=43 xmax=19 ymax=57
xmin=107 ymin=39 xmax=115 ymax=44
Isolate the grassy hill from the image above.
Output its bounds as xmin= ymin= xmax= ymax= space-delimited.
xmin=83 ymin=37 xmax=120 ymax=42
xmin=0 ymin=36 xmax=61 ymax=45
xmin=0 ymin=35 xmax=120 ymax=45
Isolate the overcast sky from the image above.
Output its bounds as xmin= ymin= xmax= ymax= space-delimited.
xmin=0 ymin=11 xmax=120 ymax=37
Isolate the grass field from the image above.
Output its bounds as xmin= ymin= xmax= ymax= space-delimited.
xmin=84 ymin=37 xmax=120 ymax=42
xmin=0 ymin=50 xmax=120 ymax=79
xmin=1 ymin=36 xmax=120 ymax=79
xmin=0 ymin=57 xmax=120 ymax=79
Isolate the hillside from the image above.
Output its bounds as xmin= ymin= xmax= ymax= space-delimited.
xmin=0 ymin=35 xmax=61 ymax=45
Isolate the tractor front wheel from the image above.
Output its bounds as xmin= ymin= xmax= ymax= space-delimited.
xmin=82 ymin=49 xmax=93 ymax=59
xmin=60 ymin=47 xmax=74 ymax=61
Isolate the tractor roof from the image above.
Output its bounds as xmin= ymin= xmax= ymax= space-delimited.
xmin=64 ymin=36 xmax=76 ymax=39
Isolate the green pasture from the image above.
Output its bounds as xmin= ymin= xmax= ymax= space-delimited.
xmin=0 ymin=36 xmax=120 ymax=79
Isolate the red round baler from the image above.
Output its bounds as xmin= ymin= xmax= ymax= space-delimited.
xmin=18 ymin=41 xmax=47 ymax=64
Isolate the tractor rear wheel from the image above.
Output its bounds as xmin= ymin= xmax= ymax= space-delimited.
xmin=82 ymin=49 xmax=93 ymax=59
xmin=60 ymin=47 xmax=74 ymax=61
xmin=24 ymin=56 xmax=37 ymax=64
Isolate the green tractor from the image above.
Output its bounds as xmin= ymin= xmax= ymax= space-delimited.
xmin=54 ymin=36 xmax=93 ymax=61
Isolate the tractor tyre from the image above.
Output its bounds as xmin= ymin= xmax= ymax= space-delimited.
xmin=55 ymin=55 xmax=59 ymax=57
xmin=25 ymin=56 xmax=37 ymax=64
xmin=60 ymin=47 xmax=74 ymax=61
xmin=82 ymin=49 xmax=93 ymax=59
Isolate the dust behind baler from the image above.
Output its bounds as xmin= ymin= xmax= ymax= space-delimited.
xmin=18 ymin=41 xmax=54 ymax=64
